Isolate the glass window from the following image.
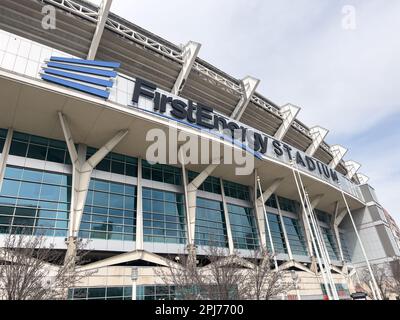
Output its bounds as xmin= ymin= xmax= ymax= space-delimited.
xmin=321 ymin=227 xmax=339 ymax=261
xmin=9 ymin=131 xmax=71 ymax=165
xmin=195 ymin=198 xmax=228 ymax=248
xmin=79 ymin=179 xmax=136 ymax=241
xmin=0 ymin=166 xmax=70 ymax=238
xmin=142 ymin=188 xmax=186 ymax=244
xmin=87 ymin=147 xmax=138 ymax=177
xmin=278 ymin=197 xmax=298 ymax=213
xmin=143 ymin=161 xmax=182 ymax=186
xmin=0 ymin=129 xmax=7 ymax=153
xmin=228 ymin=204 xmax=259 ymax=250
xmin=266 ymin=213 xmax=287 ymax=254
xmin=283 ymin=216 xmax=308 ymax=256
xmin=188 ymin=171 xmax=221 ymax=194
xmin=223 ymin=181 xmax=250 ymax=201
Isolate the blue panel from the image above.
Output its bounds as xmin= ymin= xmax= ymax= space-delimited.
xmin=50 ymin=57 xmax=121 ymax=69
xmin=42 ymin=74 xmax=110 ymax=99
xmin=43 ymin=68 xmax=113 ymax=87
xmin=47 ymin=62 xmax=117 ymax=78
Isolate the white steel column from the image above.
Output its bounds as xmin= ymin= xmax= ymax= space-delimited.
xmin=172 ymin=41 xmax=201 ymax=96
xmin=220 ymin=178 xmax=235 ymax=254
xmin=329 ymin=145 xmax=348 ymax=170
xmin=306 ymin=126 xmax=329 ymax=157
xmin=87 ymin=0 xmax=113 ymax=60
xmin=59 ymin=112 xmax=128 ymax=263
xmin=136 ymin=158 xmax=144 ymax=250
xmin=231 ymin=76 xmax=260 ymax=121
xmin=0 ymin=128 xmax=13 ymax=191
xmin=274 ymin=104 xmax=301 ymax=141
xmin=275 ymin=194 xmax=294 ymax=261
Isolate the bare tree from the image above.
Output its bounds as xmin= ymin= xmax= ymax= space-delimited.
xmin=242 ymin=247 xmax=294 ymax=300
xmin=156 ymin=246 xmax=207 ymax=300
xmin=360 ymin=264 xmax=392 ymax=299
xmin=0 ymin=231 xmax=90 ymax=300
xmin=200 ymin=246 xmax=248 ymax=300
xmin=389 ymin=260 xmax=400 ymax=298
xmin=158 ymin=245 xmax=293 ymax=300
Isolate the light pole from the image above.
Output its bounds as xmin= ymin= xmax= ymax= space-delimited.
xmin=131 ymin=267 xmax=139 ymax=301
xmin=291 ymin=270 xmax=301 ymax=300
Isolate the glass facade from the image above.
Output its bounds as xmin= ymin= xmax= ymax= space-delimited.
xmin=340 ymin=232 xmax=351 ymax=262
xmin=0 ymin=166 xmax=71 ymax=237
xmin=223 ymin=181 xmax=250 ymax=201
xmin=0 ymin=128 xmax=7 ymax=153
xmin=321 ymin=227 xmax=339 ymax=260
xmin=266 ymin=213 xmax=287 ymax=254
xmin=68 ymin=287 xmax=132 ymax=300
xmin=86 ymin=147 xmax=138 ymax=177
xmin=265 ymin=195 xmax=278 ymax=209
xmin=195 ymin=198 xmax=228 ymax=247
xmin=9 ymin=131 xmax=71 ymax=165
xmin=228 ymin=204 xmax=259 ymax=250
xmin=80 ymin=179 xmax=136 ymax=241
xmin=282 ymin=216 xmax=308 ymax=256
xmin=142 ymin=161 xmax=182 ymax=185
xmin=143 ymin=188 xmax=186 ymax=244
xmin=188 ymin=171 xmax=221 ymax=194
xmin=278 ymin=196 xmax=298 ymax=213
xmin=137 ymin=285 xmax=176 ymax=301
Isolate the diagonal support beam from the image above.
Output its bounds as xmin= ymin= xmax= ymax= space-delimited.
xmin=335 ymin=208 xmax=348 ymax=227
xmin=77 ymin=250 xmax=170 ymax=271
xmin=345 ymin=160 xmax=361 ymax=180
xmin=231 ymin=76 xmax=260 ymax=120
xmin=332 ymin=202 xmax=345 ymax=262
xmin=306 ymin=126 xmax=329 ymax=157
xmin=274 ymin=104 xmax=301 ymax=141
xmin=171 ymin=41 xmax=201 ymax=96
xmin=87 ymin=0 xmax=113 ymax=60
xmin=58 ymin=113 xmax=128 ymax=263
xmin=254 ymin=175 xmax=284 ymax=248
xmin=329 ymin=145 xmax=348 ymax=170
xmin=0 ymin=128 xmax=13 ymax=191
xmin=257 ymin=178 xmax=284 ymax=204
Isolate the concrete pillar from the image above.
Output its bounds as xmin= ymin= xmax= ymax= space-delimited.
xmin=0 ymin=128 xmax=13 ymax=191
xmin=179 ymin=147 xmax=220 ymax=248
xmin=58 ymin=112 xmax=129 ymax=264
xmin=220 ymin=178 xmax=235 ymax=255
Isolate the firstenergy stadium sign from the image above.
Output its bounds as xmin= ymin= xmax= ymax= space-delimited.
xmin=132 ymin=78 xmax=340 ymax=184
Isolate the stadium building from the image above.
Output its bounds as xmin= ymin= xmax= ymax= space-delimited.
xmin=0 ymin=0 xmax=399 ymax=300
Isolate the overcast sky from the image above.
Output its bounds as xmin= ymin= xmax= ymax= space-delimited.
xmin=91 ymin=0 xmax=400 ymax=222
